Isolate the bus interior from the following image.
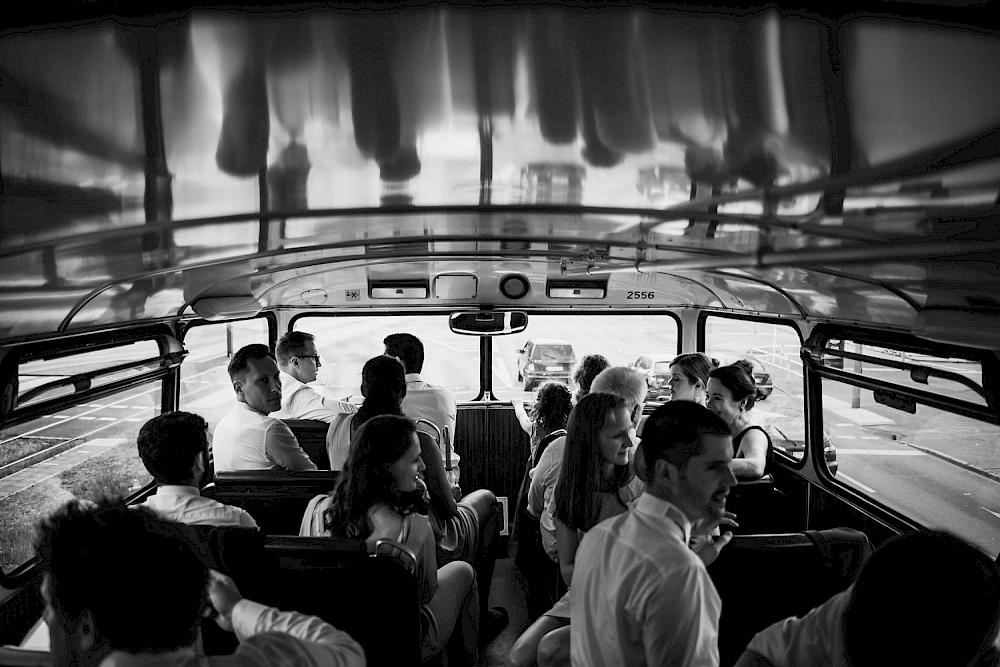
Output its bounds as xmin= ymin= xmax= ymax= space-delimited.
xmin=1 ymin=2 xmax=999 ymax=665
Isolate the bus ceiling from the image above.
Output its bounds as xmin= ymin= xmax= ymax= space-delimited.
xmin=0 ymin=4 xmax=999 ymax=347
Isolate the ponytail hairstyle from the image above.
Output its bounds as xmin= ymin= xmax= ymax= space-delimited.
xmin=324 ymin=414 xmax=419 ymax=538
xmin=708 ymin=359 xmax=758 ymax=412
xmin=351 ymin=355 xmax=407 ymax=431
xmin=572 ymin=354 xmax=611 ymax=403
xmin=553 ymin=392 xmax=635 ymax=532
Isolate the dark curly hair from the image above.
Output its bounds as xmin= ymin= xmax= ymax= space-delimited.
xmin=137 ymin=411 xmax=210 ymax=485
xmin=572 ymin=354 xmax=611 ymax=402
xmin=530 ymin=381 xmax=573 ymax=434
xmin=323 ymin=415 xmax=420 ymax=538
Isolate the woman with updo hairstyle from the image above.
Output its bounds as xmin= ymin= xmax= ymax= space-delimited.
xmin=667 ymin=352 xmax=719 ymax=405
xmin=706 ymin=359 xmax=771 ymax=480
xmin=302 ymin=414 xmax=480 ymax=664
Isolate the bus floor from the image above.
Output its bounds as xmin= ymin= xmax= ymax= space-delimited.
xmin=483 ymin=543 xmax=531 ymax=666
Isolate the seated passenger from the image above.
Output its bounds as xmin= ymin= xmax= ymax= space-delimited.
xmin=35 ymin=497 xmax=364 ymax=666
xmin=735 ymin=529 xmax=1000 ymax=667
xmin=569 ymin=401 xmax=738 ymax=667
xmin=528 ymin=366 xmax=646 ymax=565
xmin=273 ymin=331 xmax=358 ymax=424
xmin=212 ymin=344 xmax=317 ymax=472
xmin=509 ymin=392 xmax=645 ymax=667
xmin=136 ymin=411 xmax=258 ymax=528
xmin=300 ymin=415 xmax=479 ymax=665
xmin=668 ymin=352 xmax=719 ymax=406
xmin=319 ymin=355 xmax=507 ymax=641
xmin=511 ymin=382 xmax=573 ymax=618
xmin=385 ymin=332 xmax=457 ymax=449
xmin=571 ymin=354 xmax=611 ymax=405
xmin=707 ymin=360 xmax=770 ymax=480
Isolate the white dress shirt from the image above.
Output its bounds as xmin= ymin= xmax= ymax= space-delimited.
xmin=273 ymin=372 xmax=358 ymax=423
xmin=213 ymin=402 xmax=317 ymax=472
xmin=400 ymin=373 xmax=457 ymax=447
xmin=97 ymin=598 xmax=366 ymax=666
xmin=570 ymin=492 xmax=722 ymax=667
xmin=743 ymin=589 xmax=851 ymax=667
xmin=138 ymin=485 xmax=258 ymax=528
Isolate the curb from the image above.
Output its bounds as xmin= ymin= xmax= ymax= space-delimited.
xmin=905 ymin=442 xmax=1000 ymax=484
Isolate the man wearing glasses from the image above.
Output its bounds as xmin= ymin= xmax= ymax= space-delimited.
xmin=275 ymin=331 xmax=358 ymax=425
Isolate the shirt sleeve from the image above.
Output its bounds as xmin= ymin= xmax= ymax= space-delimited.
xmin=527 ymin=442 xmax=559 ymax=517
xmin=264 ymin=421 xmax=318 ymax=471
xmin=289 ymin=386 xmax=358 ymax=423
xmin=238 ymin=508 xmax=259 ymax=529
xmin=230 ymin=599 xmax=366 ymax=666
xmin=743 ymin=589 xmax=849 ymax=667
xmin=640 ymin=563 xmax=721 ymax=667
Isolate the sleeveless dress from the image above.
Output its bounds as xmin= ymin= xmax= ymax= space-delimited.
xmin=732 ymin=424 xmax=773 ymax=477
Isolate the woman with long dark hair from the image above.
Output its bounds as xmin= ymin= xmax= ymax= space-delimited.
xmin=303 ymin=414 xmax=480 ymax=664
xmin=509 ymin=392 xmax=644 ymax=667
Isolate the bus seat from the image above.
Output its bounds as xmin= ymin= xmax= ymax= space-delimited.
xmin=202 ymin=471 xmax=337 ymax=535
xmin=724 ymin=474 xmax=797 ymax=535
xmin=260 ymin=536 xmax=422 ymax=665
xmin=708 ymin=528 xmax=872 ymax=667
xmin=282 ymin=419 xmax=331 ymax=470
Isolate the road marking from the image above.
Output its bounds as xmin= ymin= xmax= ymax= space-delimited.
xmin=839 ymin=473 xmax=876 ymax=493
xmin=839 ymin=435 xmax=856 ymax=439
xmin=97 ymin=417 xmax=116 ymax=421
xmin=860 ymin=436 xmax=881 ymax=440
xmin=78 ymin=417 xmax=95 ymax=421
xmin=835 ymin=423 xmax=852 ymax=427
xmin=982 ymin=507 xmax=1000 ymax=521
xmin=836 ymin=449 xmax=925 ymax=456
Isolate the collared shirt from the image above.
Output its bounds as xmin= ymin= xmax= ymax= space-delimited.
xmin=570 ymin=492 xmax=722 ymax=667
xmin=400 ymin=373 xmax=457 ymax=448
xmin=743 ymin=589 xmax=851 ymax=667
xmin=138 ymin=485 xmax=258 ymax=529
xmin=213 ymin=402 xmax=317 ymax=472
xmin=273 ymin=372 xmax=358 ymax=423
xmin=97 ymin=599 xmax=366 ymax=666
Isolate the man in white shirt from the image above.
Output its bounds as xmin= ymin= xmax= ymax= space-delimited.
xmin=384 ymin=332 xmax=457 ymax=448
xmin=213 ymin=344 xmax=317 ymax=472
xmin=136 ymin=411 xmax=257 ymax=528
xmin=273 ymin=331 xmax=357 ymax=424
xmin=35 ymin=498 xmax=365 ymax=666
xmin=735 ymin=529 xmax=1000 ymax=667
xmin=570 ymin=400 xmax=738 ymax=667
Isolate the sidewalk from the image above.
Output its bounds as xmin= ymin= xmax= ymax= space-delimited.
xmin=823 ymin=395 xmax=893 ymax=426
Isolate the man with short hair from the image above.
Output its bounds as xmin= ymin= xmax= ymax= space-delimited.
xmin=384 ymin=333 xmax=457 ymax=444
xmin=529 ymin=366 xmax=648 ymax=563
xmin=136 ymin=411 xmax=258 ymax=528
xmin=213 ymin=344 xmax=317 ymax=472
xmin=735 ymin=529 xmax=1000 ymax=667
xmin=273 ymin=331 xmax=357 ymax=424
xmin=35 ymin=497 xmax=365 ymax=666
xmin=570 ymin=401 xmax=738 ymax=666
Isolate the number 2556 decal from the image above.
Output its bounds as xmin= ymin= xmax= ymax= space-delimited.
xmin=626 ymin=291 xmax=655 ymax=300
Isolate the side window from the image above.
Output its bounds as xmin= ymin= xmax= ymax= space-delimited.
xmin=704 ymin=317 xmax=806 ymax=463
xmin=819 ymin=341 xmax=1000 ymax=557
xmin=1 ymin=341 xmax=162 ymax=574
xmin=181 ymin=318 xmax=271 ymax=432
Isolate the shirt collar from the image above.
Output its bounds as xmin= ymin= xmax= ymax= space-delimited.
xmin=280 ymin=370 xmax=305 ymax=390
xmin=634 ymin=492 xmax=693 ymax=545
xmin=152 ymin=485 xmax=200 ymax=497
xmin=404 ymin=372 xmax=422 ymax=383
xmin=234 ymin=400 xmax=264 ymax=416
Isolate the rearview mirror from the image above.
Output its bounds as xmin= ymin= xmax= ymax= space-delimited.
xmin=449 ymin=311 xmax=528 ymax=336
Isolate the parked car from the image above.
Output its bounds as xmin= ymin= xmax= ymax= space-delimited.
xmin=756 ymin=407 xmax=838 ymax=475
xmin=516 ymin=339 xmax=577 ymax=391
xmin=629 ymin=354 xmax=674 ymax=401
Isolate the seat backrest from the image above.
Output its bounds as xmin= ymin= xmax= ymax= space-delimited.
xmin=203 ymin=471 xmax=337 ymax=535
xmin=708 ymin=528 xmax=872 ymax=667
xmin=259 ymin=536 xmax=422 ymax=665
xmin=282 ymin=418 xmax=331 ymax=469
